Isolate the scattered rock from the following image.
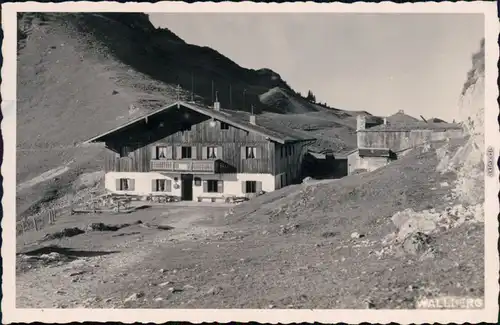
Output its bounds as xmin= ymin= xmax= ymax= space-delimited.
xmin=279 ymin=223 xmax=299 ymax=235
xmin=154 ymin=297 xmax=164 ymax=302
xmin=168 ymin=287 xmax=183 ymax=293
xmin=69 ymin=271 xmax=86 ymax=277
xmin=159 ymin=281 xmax=171 ymax=287
xmin=112 ymin=90 xmax=119 ymax=95
xmin=124 ymin=292 xmax=144 ymax=302
xmin=402 ymin=232 xmax=432 ymax=255
xmin=302 ymin=176 xmax=314 ymax=184
xmin=86 ymin=222 xmax=128 ymax=232
xmin=42 ymin=227 xmax=85 ymax=241
xmin=350 ymin=232 xmax=364 ymax=239
xmin=440 ymin=182 xmax=449 ymax=188
xmin=321 ymin=231 xmax=338 ymax=238
xmin=207 ymin=286 xmax=222 ymax=295
xmin=364 ymin=299 xmax=376 ymax=309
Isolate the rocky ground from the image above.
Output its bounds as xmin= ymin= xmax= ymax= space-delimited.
xmin=16 ymin=140 xmax=484 ymax=309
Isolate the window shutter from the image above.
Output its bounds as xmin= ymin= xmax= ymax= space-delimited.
xmin=152 ymin=179 xmax=157 ymax=192
xmin=202 ymin=147 xmax=208 ymax=159
xmin=151 ymin=146 xmax=157 ymax=159
xmin=166 ymin=146 xmax=173 ymax=159
xmin=166 ymin=180 xmax=172 ymax=192
xmin=129 ymin=179 xmax=135 ymax=191
xmin=191 ymin=146 xmax=197 ymax=159
xmin=176 ymin=146 xmax=182 ymax=159
xmin=203 ymin=181 xmax=208 ymax=193
xmin=217 ymin=180 xmax=224 ymax=193
xmin=256 ymin=181 xmax=263 ymax=193
xmin=255 ymin=147 xmax=262 ymax=159
xmin=116 ymin=179 xmax=121 ymax=191
xmin=241 ymin=181 xmax=246 ymax=194
xmin=217 ymin=146 xmax=223 ymax=159
xmin=241 ymin=147 xmax=246 ymax=159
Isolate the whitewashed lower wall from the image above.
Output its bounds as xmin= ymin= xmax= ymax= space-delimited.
xmin=105 ymin=172 xmax=276 ymax=200
xmin=347 ymin=153 xmax=390 ymax=174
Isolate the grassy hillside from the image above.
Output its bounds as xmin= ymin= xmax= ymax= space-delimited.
xmin=16 ymin=139 xmax=483 ymax=309
xmin=16 ymin=12 xmax=362 ymax=215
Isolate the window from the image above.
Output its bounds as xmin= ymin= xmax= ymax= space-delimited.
xmin=280 ymin=146 xmax=284 ymax=158
xmin=120 ymin=179 xmax=129 ymax=191
xmin=181 ymin=146 xmax=192 ymax=159
xmin=117 ymin=178 xmax=134 ymax=191
xmin=207 ymin=180 xmax=219 ymax=193
xmin=194 ymin=177 xmax=202 ymax=186
xmin=157 ymin=146 xmax=169 ymax=159
xmin=220 ymin=122 xmax=230 ymax=130
xmin=207 ymin=146 xmax=218 ymax=159
xmin=154 ymin=179 xmax=171 ymax=192
xmin=286 ymin=146 xmax=291 ymax=156
xmin=245 ymin=181 xmax=257 ymax=194
xmin=245 ymin=146 xmax=257 ymax=159
xmin=119 ymin=147 xmax=130 ymax=158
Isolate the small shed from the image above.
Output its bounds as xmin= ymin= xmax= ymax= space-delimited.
xmin=347 ymin=148 xmax=396 ymax=175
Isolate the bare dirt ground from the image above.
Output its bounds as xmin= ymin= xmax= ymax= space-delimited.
xmin=16 ymin=140 xmax=484 ymax=309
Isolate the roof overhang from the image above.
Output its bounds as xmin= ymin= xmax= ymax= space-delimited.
xmin=84 ymin=101 xmax=316 ymax=145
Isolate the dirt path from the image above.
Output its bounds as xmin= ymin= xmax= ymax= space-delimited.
xmin=16 ymin=206 xmax=230 ymax=308
xmin=16 ymin=164 xmax=71 ymax=192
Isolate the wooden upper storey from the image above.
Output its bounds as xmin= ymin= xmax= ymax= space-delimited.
xmin=86 ymin=101 xmax=315 ymax=174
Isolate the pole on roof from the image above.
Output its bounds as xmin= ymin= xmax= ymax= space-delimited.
xmin=191 ymin=72 xmax=194 ymax=102
xmin=243 ymin=88 xmax=247 ymax=111
xmin=420 ymin=115 xmax=428 ymax=123
xmin=211 ymin=80 xmax=214 ymax=104
xmin=229 ymin=83 xmax=233 ymax=108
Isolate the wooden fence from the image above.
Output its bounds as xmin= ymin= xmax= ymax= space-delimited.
xmin=16 ymin=206 xmax=68 ymax=236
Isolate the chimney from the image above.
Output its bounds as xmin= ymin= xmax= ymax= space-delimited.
xmin=249 ymin=105 xmax=256 ymax=125
xmin=383 ymin=117 xmax=388 ymax=125
xmin=214 ymin=91 xmax=220 ymax=111
xmin=356 ymin=115 xmax=366 ymax=131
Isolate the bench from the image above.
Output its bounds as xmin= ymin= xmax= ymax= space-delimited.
xmin=197 ymin=196 xmax=227 ymax=203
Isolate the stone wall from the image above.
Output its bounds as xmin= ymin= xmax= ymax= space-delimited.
xmin=357 ymin=129 xmax=464 ymax=152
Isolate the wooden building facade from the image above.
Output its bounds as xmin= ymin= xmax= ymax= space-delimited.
xmin=87 ymin=101 xmax=315 ymax=202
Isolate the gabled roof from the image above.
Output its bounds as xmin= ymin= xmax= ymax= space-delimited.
xmin=348 ymin=148 xmax=392 ymax=157
xmin=85 ymin=101 xmax=316 ymax=144
xmin=363 ymin=121 xmax=463 ymax=132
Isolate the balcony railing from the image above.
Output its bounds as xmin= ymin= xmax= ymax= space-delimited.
xmin=150 ymin=159 xmax=217 ymax=173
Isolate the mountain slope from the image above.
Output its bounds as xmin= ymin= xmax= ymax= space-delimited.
xmin=16 ymin=13 xmax=360 ymax=171
xmin=16 ymin=12 xmax=361 ymax=216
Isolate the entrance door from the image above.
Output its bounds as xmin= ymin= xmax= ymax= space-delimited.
xmin=180 ymin=174 xmax=194 ymax=201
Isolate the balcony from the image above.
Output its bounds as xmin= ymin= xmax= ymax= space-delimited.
xmin=150 ymin=159 xmax=217 ymax=173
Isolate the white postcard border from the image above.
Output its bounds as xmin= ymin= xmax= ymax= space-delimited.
xmin=2 ymin=1 xmax=499 ymax=324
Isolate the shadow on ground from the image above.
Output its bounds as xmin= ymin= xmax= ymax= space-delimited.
xmin=18 ymin=245 xmax=119 ymax=258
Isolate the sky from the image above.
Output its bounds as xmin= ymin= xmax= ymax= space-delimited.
xmin=148 ymin=13 xmax=484 ymax=121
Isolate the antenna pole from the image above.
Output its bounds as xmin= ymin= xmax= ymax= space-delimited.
xmin=229 ymin=84 xmax=233 ymax=108
xmin=211 ymin=80 xmax=214 ymax=104
xmin=176 ymin=84 xmax=180 ymax=102
xmin=251 ymin=104 xmax=254 ymax=115
xmin=191 ymin=72 xmax=194 ymax=102
xmin=243 ymin=88 xmax=247 ymax=111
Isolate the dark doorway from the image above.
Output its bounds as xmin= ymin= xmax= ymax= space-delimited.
xmin=181 ymin=174 xmax=194 ymax=201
